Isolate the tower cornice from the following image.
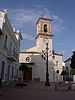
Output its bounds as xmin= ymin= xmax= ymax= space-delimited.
xmin=36 ymin=17 xmax=52 ymax=25
xmin=35 ymin=33 xmax=53 ymax=39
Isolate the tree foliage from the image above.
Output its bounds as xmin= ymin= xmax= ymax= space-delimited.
xmin=19 ymin=64 xmax=28 ymax=72
xmin=70 ymin=69 xmax=75 ymax=75
xmin=70 ymin=51 xmax=75 ymax=69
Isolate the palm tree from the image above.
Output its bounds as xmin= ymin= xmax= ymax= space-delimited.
xmin=19 ymin=64 xmax=28 ymax=80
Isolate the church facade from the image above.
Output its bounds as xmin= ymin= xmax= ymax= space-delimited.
xmin=19 ymin=17 xmax=63 ymax=82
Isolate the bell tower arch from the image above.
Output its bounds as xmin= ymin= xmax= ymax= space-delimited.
xmin=36 ymin=17 xmax=53 ymax=52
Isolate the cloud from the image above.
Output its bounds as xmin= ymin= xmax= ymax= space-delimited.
xmin=71 ymin=48 xmax=75 ymax=52
xmin=8 ymin=7 xmax=52 ymax=26
xmin=7 ymin=6 xmax=65 ymax=40
xmin=56 ymin=42 xmax=61 ymax=46
xmin=61 ymin=50 xmax=66 ymax=54
xmin=8 ymin=8 xmax=37 ymax=27
xmin=22 ymin=33 xmax=35 ymax=41
xmin=52 ymin=15 xmax=64 ymax=33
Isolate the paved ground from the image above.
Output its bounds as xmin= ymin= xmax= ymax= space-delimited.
xmin=0 ymin=85 xmax=75 ymax=100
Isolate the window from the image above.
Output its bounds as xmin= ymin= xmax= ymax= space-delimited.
xmin=13 ymin=48 xmax=15 ymax=56
xmin=56 ymin=70 xmax=59 ymax=74
xmin=56 ymin=61 xmax=58 ymax=66
xmin=26 ymin=56 xmax=31 ymax=62
xmin=9 ymin=42 xmax=12 ymax=55
xmin=1 ymin=61 xmax=5 ymax=80
xmin=7 ymin=65 xmax=10 ymax=80
xmin=44 ymin=24 xmax=47 ymax=32
xmin=16 ymin=69 xmax=18 ymax=79
xmin=13 ymin=48 xmax=18 ymax=60
xmin=11 ymin=66 xmax=14 ymax=79
xmin=4 ymin=35 xmax=8 ymax=48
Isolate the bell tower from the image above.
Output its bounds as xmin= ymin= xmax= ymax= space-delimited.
xmin=36 ymin=17 xmax=53 ymax=52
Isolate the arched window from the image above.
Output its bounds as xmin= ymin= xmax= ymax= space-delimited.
xmin=56 ymin=61 xmax=58 ymax=66
xmin=44 ymin=24 xmax=47 ymax=32
xmin=56 ymin=70 xmax=59 ymax=74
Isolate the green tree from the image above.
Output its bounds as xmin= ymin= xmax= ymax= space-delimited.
xmin=70 ymin=69 xmax=75 ymax=75
xmin=19 ymin=64 xmax=28 ymax=72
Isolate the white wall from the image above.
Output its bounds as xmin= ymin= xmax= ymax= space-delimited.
xmin=19 ymin=52 xmax=63 ymax=82
xmin=0 ymin=11 xmax=21 ymax=82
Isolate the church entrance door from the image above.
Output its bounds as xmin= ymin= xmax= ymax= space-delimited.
xmin=23 ymin=68 xmax=32 ymax=81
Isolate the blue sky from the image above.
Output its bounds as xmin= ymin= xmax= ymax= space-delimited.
xmin=0 ymin=0 xmax=75 ymax=60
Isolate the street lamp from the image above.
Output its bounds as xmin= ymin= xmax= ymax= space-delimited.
xmin=43 ymin=38 xmax=50 ymax=86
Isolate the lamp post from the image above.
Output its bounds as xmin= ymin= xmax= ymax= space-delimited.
xmin=43 ymin=38 xmax=50 ymax=86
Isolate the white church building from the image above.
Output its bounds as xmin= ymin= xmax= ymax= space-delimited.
xmin=19 ymin=17 xmax=63 ymax=82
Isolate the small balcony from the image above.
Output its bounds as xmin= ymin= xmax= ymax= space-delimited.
xmin=7 ymin=53 xmax=18 ymax=62
xmin=7 ymin=56 xmax=17 ymax=62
